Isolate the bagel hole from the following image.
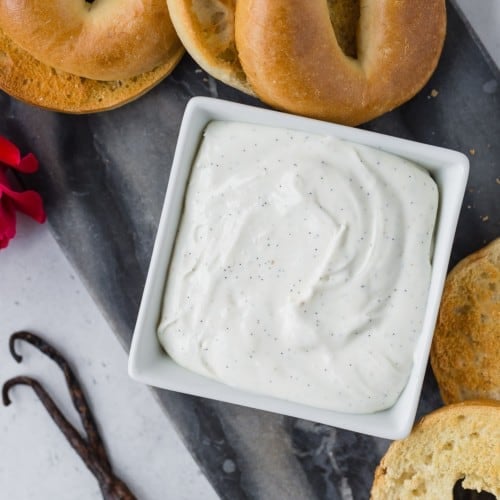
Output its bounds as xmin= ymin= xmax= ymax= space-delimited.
xmin=326 ymin=0 xmax=360 ymax=58
xmin=453 ymin=479 xmax=496 ymax=499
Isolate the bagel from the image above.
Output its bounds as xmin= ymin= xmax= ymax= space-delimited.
xmin=166 ymin=0 xmax=254 ymax=95
xmin=0 ymin=1 xmax=184 ymax=112
xmin=431 ymin=238 xmax=500 ymax=404
xmin=168 ymin=0 xmax=446 ymax=125
xmin=236 ymin=0 xmax=446 ymax=125
xmin=166 ymin=0 xmax=362 ymax=98
xmin=0 ymin=0 xmax=182 ymax=81
xmin=371 ymin=401 xmax=500 ymax=499
xmin=0 ymin=28 xmax=182 ymax=113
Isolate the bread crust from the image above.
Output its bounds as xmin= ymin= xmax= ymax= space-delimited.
xmin=0 ymin=0 xmax=183 ymax=81
xmin=371 ymin=401 xmax=500 ymax=499
xmin=235 ymin=0 xmax=446 ymax=126
xmin=0 ymin=27 xmax=184 ymax=113
xmin=431 ymin=238 xmax=500 ymax=404
xmin=166 ymin=0 xmax=255 ymax=95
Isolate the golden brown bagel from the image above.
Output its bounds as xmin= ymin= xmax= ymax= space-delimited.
xmin=166 ymin=0 xmax=363 ymax=98
xmin=0 ymin=27 xmax=183 ymax=113
xmin=0 ymin=1 xmax=184 ymax=112
xmin=371 ymin=401 xmax=500 ymax=499
xmin=234 ymin=0 xmax=446 ymax=125
xmin=0 ymin=0 xmax=183 ymax=81
xmin=167 ymin=0 xmax=254 ymax=95
xmin=431 ymin=238 xmax=500 ymax=404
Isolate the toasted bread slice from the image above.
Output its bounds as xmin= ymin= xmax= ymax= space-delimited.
xmin=431 ymin=238 xmax=500 ymax=404
xmin=371 ymin=401 xmax=500 ymax=499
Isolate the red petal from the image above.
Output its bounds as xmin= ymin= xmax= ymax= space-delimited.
xmin=0 ymin=199 xmax=16 ymax=249
xmin=0 ymin=136 xmax=21 ymax=168
xmin=1 ymin=185 xmax=46 ymax=223
xmin=18 ymin=153 xmax=39 ymax=173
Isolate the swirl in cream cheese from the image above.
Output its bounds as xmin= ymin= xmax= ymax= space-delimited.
xmin=158 ymin=121 xmax=438 ymax=413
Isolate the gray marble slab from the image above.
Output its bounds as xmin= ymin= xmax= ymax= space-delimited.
xmin=1 ymin=2 xmax=498 ymax=498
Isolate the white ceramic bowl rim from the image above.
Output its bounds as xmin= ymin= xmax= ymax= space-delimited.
xmin=128 ymin=96 xmax=469 ymax=440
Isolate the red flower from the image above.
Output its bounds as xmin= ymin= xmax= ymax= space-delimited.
xmin=0 ymin=136 xmax=46 ymax=249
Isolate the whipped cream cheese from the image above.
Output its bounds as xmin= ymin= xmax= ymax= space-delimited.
xmin=158 ymin=121 xmax=438 ymax=413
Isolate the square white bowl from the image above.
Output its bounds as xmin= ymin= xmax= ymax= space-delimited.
xmin=128 ymin=97 xmax=469 ymax=440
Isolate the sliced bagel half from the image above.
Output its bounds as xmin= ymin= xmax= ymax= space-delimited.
xmin=0 ymin=24 xmax=183 ymax=113
xmin=371 ymin=401 xmax=500 ymax=499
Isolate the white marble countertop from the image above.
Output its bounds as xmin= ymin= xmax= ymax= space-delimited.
xmin=1 ymin=215 xmax=218 ymax=500
xmin=1 ymin=3 xmax=498 ymax=498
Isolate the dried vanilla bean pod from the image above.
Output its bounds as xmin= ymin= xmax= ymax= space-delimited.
xmin=9 ymin=331 xmax=111 ymax=471
xmin=3 ymin=376 xmax=136 ymax=500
